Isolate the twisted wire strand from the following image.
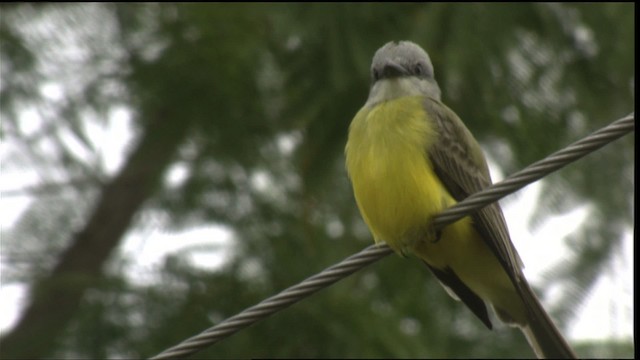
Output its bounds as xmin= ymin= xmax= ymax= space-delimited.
xmin=433 ymin=113 xmax=634 ymax=227
xmin=150 ymin=113 xmax=634 ymax=360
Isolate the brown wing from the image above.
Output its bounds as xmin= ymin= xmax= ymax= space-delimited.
xmin=422 ymin=97 xmax=524 ymax=285
xmin=420 ymin=98 xmax=577 ymax=358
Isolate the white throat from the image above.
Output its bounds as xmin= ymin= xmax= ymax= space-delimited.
xmin=365 ymin=77 xmax=441 ymax=108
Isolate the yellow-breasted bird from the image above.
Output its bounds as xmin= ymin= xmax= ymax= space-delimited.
xmin=345 ymin=41 xmax=576 ymax=359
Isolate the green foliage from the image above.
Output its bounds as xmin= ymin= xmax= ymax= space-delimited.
xmin=0 ymin=3 xmax=633 ymax=358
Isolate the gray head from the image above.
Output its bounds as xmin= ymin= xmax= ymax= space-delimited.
xmin=367 ymin=41 xmax=441 ymax=103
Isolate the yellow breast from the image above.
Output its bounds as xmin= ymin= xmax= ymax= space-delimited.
xmin=345 ymin=96 xmax=450 ymax=253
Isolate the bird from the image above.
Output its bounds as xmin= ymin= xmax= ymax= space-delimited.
xmin=345 ymin=40 xmax=576 ymax=359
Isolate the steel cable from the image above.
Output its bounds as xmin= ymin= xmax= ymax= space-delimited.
xmin=150 ymin=113 xmax=633 ymax=360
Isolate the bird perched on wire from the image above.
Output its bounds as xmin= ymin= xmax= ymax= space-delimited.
xmin=345 ymin=40 xmax=576 ymax=359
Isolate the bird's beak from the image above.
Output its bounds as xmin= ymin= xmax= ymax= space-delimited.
xmin=381 ymin=61 xmax=407 ymax=78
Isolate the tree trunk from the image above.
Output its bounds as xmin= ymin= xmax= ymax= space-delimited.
xmin=0 ymin=111 xmax=191 ymax=359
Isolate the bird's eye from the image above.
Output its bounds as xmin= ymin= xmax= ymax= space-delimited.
xmin=414 ymin=64 xmax=424 ymax=76
xmin=372 ymin=69 xmax=380 ymax=81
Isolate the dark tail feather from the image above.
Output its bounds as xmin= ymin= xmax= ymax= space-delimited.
xmin=518 ymin=283 xmax=577 ymax=359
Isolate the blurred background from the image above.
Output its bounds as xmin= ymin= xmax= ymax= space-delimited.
xmin=0 ymin=3 xmax=634 ymax=358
